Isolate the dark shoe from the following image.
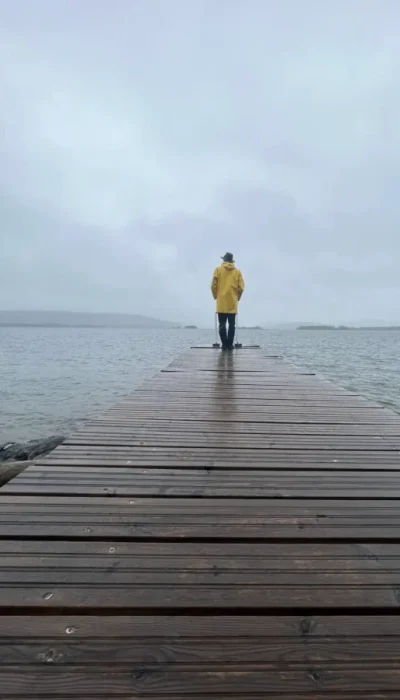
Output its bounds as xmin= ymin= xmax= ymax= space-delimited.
xmin=227 ymin=345 xmax=234 ymax=351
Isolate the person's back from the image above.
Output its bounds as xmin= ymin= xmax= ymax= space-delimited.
xmin=211 ymin=252 xmax=245 ymax=349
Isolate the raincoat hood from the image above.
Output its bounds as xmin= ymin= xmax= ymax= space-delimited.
xmin=221 ymin=262 xmax=235 ymax=272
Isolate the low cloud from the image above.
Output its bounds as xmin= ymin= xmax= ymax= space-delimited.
xmin=1 ymin=0 xmax=400 ymax=325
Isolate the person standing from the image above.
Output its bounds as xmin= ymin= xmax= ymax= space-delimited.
xmin=211 ymin=252 xmax=245 ymax=350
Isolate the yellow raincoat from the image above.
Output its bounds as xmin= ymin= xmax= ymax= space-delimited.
xmin=211 ymin=262 xmax=245 ymax=314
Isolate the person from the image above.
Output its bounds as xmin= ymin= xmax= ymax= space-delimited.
xmin=211 ymin=252 xmax=245 ymax=350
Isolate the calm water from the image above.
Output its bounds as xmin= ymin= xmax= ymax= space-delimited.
xmin=1 ymin=327 xmax=400 ymax=442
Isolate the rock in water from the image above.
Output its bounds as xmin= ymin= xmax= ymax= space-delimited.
xmin=0 ymin=460 xmax=35 ymax=486
xmin=0 ymin=435 xmax=65 ymax=462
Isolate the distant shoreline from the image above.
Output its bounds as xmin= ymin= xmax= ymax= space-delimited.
xmin=0 ymin=323 xmax=180 ymax=329
xmin=0 ymin=310 xmax=177 ymax=329
xmin=298 ymin=325 xmax=400 ymax=331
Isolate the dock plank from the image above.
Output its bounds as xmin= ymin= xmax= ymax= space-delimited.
xmin=2 ymin=348 xmax=400 ymax=697
xmin=1 ymin=496 xmax=400 ymax=541
xmin=62 ymin=435 xmax=400 ymax=450
xmin=77 ymin=418 xmax=400 ymax=435
xmin=5 ymin=465 xmax=400 ymax=498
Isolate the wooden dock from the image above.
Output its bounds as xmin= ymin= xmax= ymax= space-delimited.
xmin=2 ymin=347 xmax=400 ymax=697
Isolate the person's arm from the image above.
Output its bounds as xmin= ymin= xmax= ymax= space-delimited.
xmin=211 ymin=268 xmax=219 ymax=300
xmin=237 ymin=270 xmax=245 ymax=301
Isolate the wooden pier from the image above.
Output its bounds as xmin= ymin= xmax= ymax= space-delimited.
xmin=2 ymin=347 xmax=400 ymax=697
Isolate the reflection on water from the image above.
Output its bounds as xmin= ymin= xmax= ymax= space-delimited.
xmin=1 ymin=327 xmax=400 ymax=441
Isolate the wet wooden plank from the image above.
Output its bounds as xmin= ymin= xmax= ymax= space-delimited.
xmin=2 ymin=518 xmax=399 ymax=540
xmin=0 ymin=539 xmax=399 ymax=568
xmin=134 ymin=387 xmax=361 ymax=395
xmin=102 ymin=416 xmax=395 ymax=427
xmin=2 ymin=586 xmax=397 ymax=611
xmin=3 ymin=612 xmax=400 ymax=636
xmin=40 ymin=444 xmax=400 ymax=460
xmin=5 ymin=465 xmax=400 ymax=498
xmin=108 ymin=395 xmax=381 ymax=406
xmin=105 ymin=399 xmax=388 ymax=410
xmin=94 ymin=413 xmax=397 ymax=425
xmin=71 ymin=461 xmax=399 ymax=476
xmin=2 ymin=615 xmax=400 ymax=699
xmin=1 ymin=541 xmax=400 ymax=609
xmin=1 ymin=496 xmax=400 ymax=540
xmin=61 ymin=434 xmax=400 ymax=450
xmin=1 ymin=672 xmax=400 ymax=699
xmin=33 ymin=446 xmax=400 ymax=470
xmin=2 ymin=615 xmax=400 ymax=697
xmin=2 ymin=495 xmax=400 ymax=512
xmin=139 ymin=375 xmax=343 ymax=386
xmin=81 ymin=418 xmax=400 ymax=435
xmin=3 ymin=348 xmax=400 ymax=698
xmin=2 ymin=614 xmax=400 ymax=697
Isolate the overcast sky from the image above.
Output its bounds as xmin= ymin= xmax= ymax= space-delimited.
xmin=1 ymin=0 xmax=400 ymax=326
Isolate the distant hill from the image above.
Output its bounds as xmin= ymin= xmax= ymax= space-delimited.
xmin=0 ymin=310 xmax=177 ymax=328
xmin=298 ymin=324 xmax=400 ymax=331
xmin=267 ymin=321 xmax=395 ymax=330
xmin=266 ymin=322 xmax=321 ymax=330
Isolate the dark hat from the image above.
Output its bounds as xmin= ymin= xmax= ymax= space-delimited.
xmin=221 ymin=252 xmax=234 ymax=263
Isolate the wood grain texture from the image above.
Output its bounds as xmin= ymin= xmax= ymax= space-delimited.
xmin=5 ymin=465 xmax=400 ymax=498
xmin=2 ymin=348 xmax=400 ymax=697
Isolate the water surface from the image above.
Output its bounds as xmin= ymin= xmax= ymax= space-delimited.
xmin=1 ymin=327 xmax=400 ymax=442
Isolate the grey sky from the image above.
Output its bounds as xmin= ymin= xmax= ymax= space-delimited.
xmin=1 ymin=0 xmax=399 ymax=326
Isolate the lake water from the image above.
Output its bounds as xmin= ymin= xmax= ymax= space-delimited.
xmin=1 ymin=327 xmax=400 ymax=442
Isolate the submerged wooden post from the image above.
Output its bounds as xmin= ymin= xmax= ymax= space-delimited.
xmin=1 ymin=348 xmax=400 ymax=697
